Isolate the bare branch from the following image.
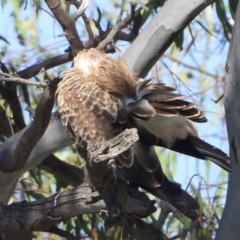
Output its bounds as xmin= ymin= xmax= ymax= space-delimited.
xmin=45 ymin=0 xmax=84 ymax=55
xmin=117 ymin=0 xmax=125 ymax=23
xmin=38 ymin=154 xmax=84 ymax=187
xmin=0 ymin=72 xmax=47 ymax=87
xmin=0 ymin=176 xmax=157 ymax=238
xmin=17 ymin=53 xmax=73 ymax=79
xmin=164 ymin=54 xmax=222 ymax=80
xmin=97 ymin=6 xmax=142 ymax=50
xmin=82 ymin=13 xmax=94 ymax=40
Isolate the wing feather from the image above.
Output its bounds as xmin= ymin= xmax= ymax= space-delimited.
xmin=136 ymin=79 xmax=207 ymax=123
xmin=56 ymin=68 xmax=133 ymax=167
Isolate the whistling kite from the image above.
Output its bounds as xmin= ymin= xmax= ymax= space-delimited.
xmin=56 ymin=48 xmax=231 ymax=220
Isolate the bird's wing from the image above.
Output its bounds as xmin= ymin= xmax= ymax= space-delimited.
xmin=129 ymin=79 xmax=232 ymax=172
xmin=56 ymin=68 xmax=133 ymax=167
xmin=117 ymin=141 xmax=200 ymax=220
xmin=136 ymin=80 xmax=206 ymax=122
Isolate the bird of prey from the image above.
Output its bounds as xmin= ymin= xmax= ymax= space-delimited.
xmin=55 ymin=48 xmax=231 ymax=220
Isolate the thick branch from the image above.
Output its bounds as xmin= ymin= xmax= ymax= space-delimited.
xmin=38 ymin=154 xmax=84 ymax=187
xmin=123 ymin=0 xmax=217 ymax=78
xmin=0 ymin=79 xmax=58 ymax=173
xmin=45 ymin=0 xmax=84 ymax=55
xmin=17 ymin=52 xmax=73 ymax=79
xmin=0 ymin=177 xmax=156 ymax=238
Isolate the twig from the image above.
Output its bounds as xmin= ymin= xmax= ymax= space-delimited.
xmin=72 ymin=1 xmax=94 ymax=40
xmin=93 ymin=7 xmax=105 ymax=35
xmin=0 ymin=73 xmax=47 ymax=87
xmin=33 ymin=0 xmax=55 ymax=18
xmin=16 ymin=30 xmax=134 ymax=80
xmin=164 ymin=54 xmax=222 ymax=80
xmin=97 ymin=5 xmax=142 ymax=50
xmin=211 ymin=94 xmax=224 ymax=104
xmin=17 ymin=53 xmax=73 ymax=79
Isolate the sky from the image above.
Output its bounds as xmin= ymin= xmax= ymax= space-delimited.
xmin=0 ymin=0 xmax=231 ymax=208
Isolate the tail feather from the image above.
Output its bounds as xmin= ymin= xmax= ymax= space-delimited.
xmin=143 ymin=181 xmax=200 ymax=221
xmin=157 ymin=135 xmax=232 ymax=172
xmin=117 ymin=141 xmax=200 ymax=220
xmin=133 ymin=122 xmax=232 ymax=172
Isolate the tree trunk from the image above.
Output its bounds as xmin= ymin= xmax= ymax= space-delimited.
xmin=215 ymin=2 xmax=240 ymax=239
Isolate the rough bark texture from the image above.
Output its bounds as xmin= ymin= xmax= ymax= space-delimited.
xmin=0 ymin=130 xmax=160 ymax=240
xmin=215 ymin=2 xmax=240 ymax=239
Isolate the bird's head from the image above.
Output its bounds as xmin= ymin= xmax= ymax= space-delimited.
xmin=74 ymin=49 xmax=137 ymax=100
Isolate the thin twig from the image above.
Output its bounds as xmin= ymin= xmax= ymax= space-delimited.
xmin=164 ymin=54 xmax=222 ymax=80
xmin=0 ymin=73 xmax=47 ymax=87
xmin=97 ymin=5 xmax=142 ymax=50
xmin=211 ymin=94 xmax=224 ymax=104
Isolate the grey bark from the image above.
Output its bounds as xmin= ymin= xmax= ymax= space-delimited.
xmin=215 ymin=2 xmax=240 ymax=240
xmin=124 ymin=0 xmax=216 ymax=78
xmin=0 ymin=130 xmax=161 ymax=240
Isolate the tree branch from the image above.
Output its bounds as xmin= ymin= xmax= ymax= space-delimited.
xmin=0 ymin=72 xmax=47 ymax=87
xmin=0 ymin=132 xmax=158 ymax=239
xmin=38 ymin=154 xmax=84 ymax=187
xmin=45 ymin=0 xmax=85 ymax=55
xmin=123 ymin=0 xmax=217 ymax=78
xmin=0 ymin=78 xmax=59 ymax=173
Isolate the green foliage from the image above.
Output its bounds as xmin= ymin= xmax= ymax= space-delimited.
xmin=216 ymin=0 xmax=233 ymax=41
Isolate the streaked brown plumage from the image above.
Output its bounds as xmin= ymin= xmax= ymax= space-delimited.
xmin=56 ymin=49 xmax=137 ymax=167
xmin=56 ymin=48 xmax=231 ymax=220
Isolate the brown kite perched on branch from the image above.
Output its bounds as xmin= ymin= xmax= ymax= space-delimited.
xmin=56 ymin=48 xmax=231 ymax=220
